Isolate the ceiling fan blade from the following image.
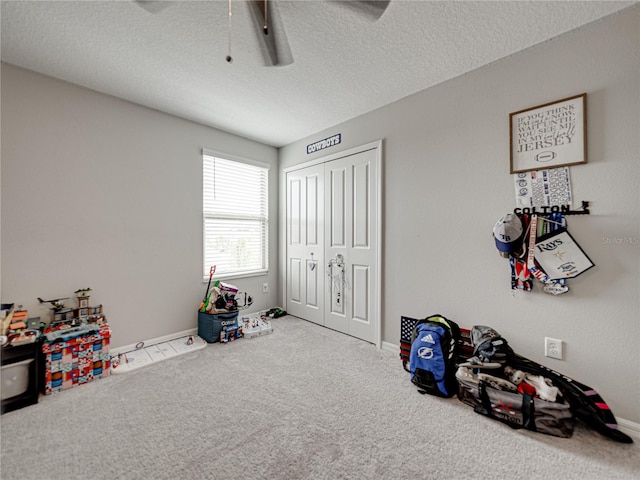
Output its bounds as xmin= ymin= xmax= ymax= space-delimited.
xmin=332 ymin=1 xmax=390 ymax=21
xmin=134 ymin=1 xmax=171 ymax=14
xmin=248 ymin=1 xmax=294 ymax=67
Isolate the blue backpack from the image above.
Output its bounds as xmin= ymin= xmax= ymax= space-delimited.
xmin=407 ymin=315 xmax=461 ymax=398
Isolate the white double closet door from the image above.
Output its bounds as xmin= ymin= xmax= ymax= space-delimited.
xmin=285 ymin=143 xmax=380 ymax=344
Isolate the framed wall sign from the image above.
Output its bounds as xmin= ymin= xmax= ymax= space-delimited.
xmin=510 ymin=93 xmax=587 ymax=174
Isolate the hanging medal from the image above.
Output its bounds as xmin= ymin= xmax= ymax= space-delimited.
xmin=527 ymin=215 xmax=551 ymax=285
xmin=509 ymin=214 xmax=532 ymax=291
xmin=542 ymin=213 xmax=570 ymax=295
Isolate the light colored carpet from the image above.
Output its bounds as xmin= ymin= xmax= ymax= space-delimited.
xmin=1 ymin=316 xmax=638 ymax=480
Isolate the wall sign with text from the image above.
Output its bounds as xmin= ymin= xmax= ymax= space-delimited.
xmin=510 ymin=93 xmax=587 ymax=174
xmin=307 ymin=134 xmax=341 ymax=154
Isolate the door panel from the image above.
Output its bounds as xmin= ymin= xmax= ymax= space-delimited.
xmin=325 ymin=162 xmax=348 ymax=332
xmin=325 ymin=148 xmax=378 ymax=343
xmin=348 ymin=150 xmax=377 ymax=343
xmin=289 ymin=177 xmax=301 ymax=245
xmin=306 ymin=176 xmax=318 ymax=245
xmin=289 ymin=258 xmax=301 ymax=303
xmin=352 ymin=264 xmax=369 ymax=322
xmin=330 ymin=167 xmax=346 ymax=247
xmin=353 ymin=162 xmax=369 ymax=248
xmin=306 ymin=258 xmax=320 ymax=308
xmin=286 ymin=164 xmax=325 ymax=325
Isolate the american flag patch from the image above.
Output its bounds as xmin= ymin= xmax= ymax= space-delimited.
xmin=400 ymin=317 xmax=420 ymax=367
xmin=400 ymin=316 xmax=420 ymax=343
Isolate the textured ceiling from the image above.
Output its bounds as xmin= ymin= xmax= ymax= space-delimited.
xmin=1 ymin=0 xmax=636 ymax=147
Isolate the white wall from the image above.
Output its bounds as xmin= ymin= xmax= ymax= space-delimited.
xmin=1 ymin=64 xmax=279 ymax=348
xmin=280 ymin=7 xmax=640 ymax=423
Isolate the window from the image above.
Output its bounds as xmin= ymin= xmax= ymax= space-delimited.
xmin=203 ymin=151 xmax=269 ymax=280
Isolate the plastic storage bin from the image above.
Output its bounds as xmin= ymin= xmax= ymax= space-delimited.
xmin=1 ymin=339 xmax=43 ymax=414
xmin=1 ymin=358 xmax=34 ymax=400
xmin=198 ymin=311 xmax=239 ymax=343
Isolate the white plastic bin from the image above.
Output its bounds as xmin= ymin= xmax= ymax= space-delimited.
xmin=1 ymin=358 xmax=34 ymax=400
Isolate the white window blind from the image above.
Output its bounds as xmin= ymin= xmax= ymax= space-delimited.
xmin=203 ymin=153 xmax=268 ymax=279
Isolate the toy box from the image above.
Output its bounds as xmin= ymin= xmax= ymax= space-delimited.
xmin=241 ymin=316 xmax=273 ymax=339
xmin=219 ymin=325 xmax=241 ymax=343
xmin=197 ymin=311 xmax=238 ymax=343
xmin=42 ymin=324 xmax=111 ymax=394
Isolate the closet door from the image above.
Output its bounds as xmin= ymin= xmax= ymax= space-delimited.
xmin=324 ymin=148 xmax=378 ymax=343
xmin=285 ymin=164 xmax=325 ymax=325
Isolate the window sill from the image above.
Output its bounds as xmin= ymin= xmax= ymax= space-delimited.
xmin=202 ymin=270 xmax=269 ymax=283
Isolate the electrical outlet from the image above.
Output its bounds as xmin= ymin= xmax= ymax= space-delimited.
xmin=262 ymin=282 xmax=269 ymax=293
xmin=545 ymin=337 xmax=563 ymax=360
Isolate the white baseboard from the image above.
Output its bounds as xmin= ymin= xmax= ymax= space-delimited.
xmin=617 ymin=417 xmax=640 ymax=440
xmin=110 ymin=308 xmax=276 ymax=356
xmin=110 ymin=327 xmax=198 ymax=356
xmin=381 ymin=341 xmax=398 ymax=353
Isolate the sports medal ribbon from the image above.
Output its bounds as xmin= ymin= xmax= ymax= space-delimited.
xmin=510 ymin=257 xmax=533 ymax=291
xmin=527 ymin=215 xmax=551 ymax=284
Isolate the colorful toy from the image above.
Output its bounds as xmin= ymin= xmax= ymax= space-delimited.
xmin=200 ymin=266 xmax=216 ymax=312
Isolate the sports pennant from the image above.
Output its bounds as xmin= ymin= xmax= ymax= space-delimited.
xmin=534 ymin=228 xmax=594 ymax=280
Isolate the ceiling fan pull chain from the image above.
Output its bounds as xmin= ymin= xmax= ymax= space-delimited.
xmin=263 ymin=0 xmax=268 ymax=35
xmin=226 ymin=0 xmax=233 ymax=63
